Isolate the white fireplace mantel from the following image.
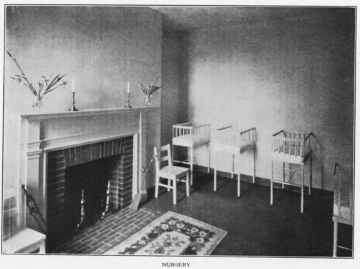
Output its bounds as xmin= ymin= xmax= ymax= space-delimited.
xmin=19 ymin=106 xmax=160 ymax=232
xmin=20 ymin=107 xmax=158 ymax=121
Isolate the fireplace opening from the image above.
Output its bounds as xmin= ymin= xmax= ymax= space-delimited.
xmin=64 ymin=155 xmax=119 ymax=237
xmin=46 ymin=137 xmax=134 ymax=251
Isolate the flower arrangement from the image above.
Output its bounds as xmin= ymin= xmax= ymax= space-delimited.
xmin=6 ymin=50 xmax=68 ymax=108
xmin=138 ymin=76 xmax=162 ymax=106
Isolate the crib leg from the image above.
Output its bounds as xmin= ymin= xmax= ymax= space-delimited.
xmin=333 ymin=219 xmax=338 ymax=257
xmin=231 ymin=154 xmax=234 ymax=179
xmin=190 ymin=146 xmax=194 ymax=185
xmin=172 ymin=144 xmax=175 ymax=163
xmin=253 ymin=147 xmax=256 ymax=184
xmin=271 ymin=160 xmax=273 ymax=206
xmin=238 ymin=155 xmax=241 ymax=197
xmin=309 ymin=152 xmax=312 ymax=196
xmin=301 ymin=164 xmax=304 ymax=213
xmin=208 ymin=142 xmax=210 ymax=174
xmin=214 ymin=150 xmax=217 ymax=192
xmin=282 ymin=162 xmax=285 ymax=189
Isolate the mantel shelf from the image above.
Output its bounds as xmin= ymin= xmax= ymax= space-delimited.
xmin=20 ymin=106 xmax=160 ymax=121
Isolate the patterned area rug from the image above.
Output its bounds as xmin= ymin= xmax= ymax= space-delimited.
xmin=104 ymin=211 xmax=227 ymax=255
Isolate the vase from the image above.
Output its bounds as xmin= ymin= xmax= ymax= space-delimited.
xmin=32 ymin=96 xmax=43 ymax=109
xmin=144 ymin=95 xmax=152 ymax=107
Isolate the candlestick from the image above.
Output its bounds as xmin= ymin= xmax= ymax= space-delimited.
xmin=125 ymin=92 xmax=132 ymax=109
xmin=69 ymin=92 xmax=79 ymax=111
xmin=127 ymin=81 xmax=130 ymax=93
xmin=72 ymin=78 xmax=75 ymax=93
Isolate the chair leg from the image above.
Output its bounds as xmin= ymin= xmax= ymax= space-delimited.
xmin=186 ymin=171 xmax=190 ymax=197
xmin=168 ymin=178 xmax=171 ymax=192
xmin=155 ymin=175 xmax=159 ymax=198
xmin=173 ymin=178 xmax=177 ymax=205
xmin=301 ymin=164 xmax=304 ymax=213
xmin=333 ymin=220 xmax=338 ymax=257
xmin=190 ymin=146 xmax=194 ymax=185
xmin=39 ymin=240 xmax=46 ymax=254
xmin=271 ymin=160 xmax=273 ymax=206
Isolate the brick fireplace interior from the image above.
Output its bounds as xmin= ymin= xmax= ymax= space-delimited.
xmin=46 ymin=137 xmax=133 ymax=251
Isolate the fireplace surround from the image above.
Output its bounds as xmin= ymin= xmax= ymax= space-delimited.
xmin=18 ymin=107 xmax=160 ymax=248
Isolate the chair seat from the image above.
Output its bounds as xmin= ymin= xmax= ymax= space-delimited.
xmin=159 ymin=166 xmax=189 ymax=179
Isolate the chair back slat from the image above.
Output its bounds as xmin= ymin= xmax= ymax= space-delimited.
xmin=160 ymin=145 xmax=168 ymax=151
xmin=155 ymin=144 xmax=172 ymax=169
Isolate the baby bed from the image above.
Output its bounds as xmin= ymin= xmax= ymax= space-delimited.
xmin=333 ymin=163 xmax=353 ymax=257
xmin=213 ymin=126 xmax=256 ymax=197
xmin=172 ymin=123 xmax=211 ymax=185
xmin=270 ymin=130 xmax=313 ymax=213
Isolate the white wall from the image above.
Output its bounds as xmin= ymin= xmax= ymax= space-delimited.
xmin=4 ymin=6 xmax=162 ymax=237
xmin=183 ymin=9 xmax=354 ymax=191
xmin=4 ymin=6 xmax=162 ymax=190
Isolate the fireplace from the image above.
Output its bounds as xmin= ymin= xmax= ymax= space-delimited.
xmin=46 ymin=137 xmax=133 ymax=249
xmin=18 ymin=107 xmax=160 ymax=252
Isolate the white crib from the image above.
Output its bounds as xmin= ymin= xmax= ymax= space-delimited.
xmin=213 ymin=126 xmax=256 ymax=197
xmin=333 ymin=163 xmax=353 ymax=257
xmin=270 ymin=130 xmax=313 ymax=213
xmin=172 ymin=123 xmax=211 ymax=184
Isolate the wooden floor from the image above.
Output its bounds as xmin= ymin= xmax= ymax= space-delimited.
xmin=142 ymin=171 xmax=353 ymax=257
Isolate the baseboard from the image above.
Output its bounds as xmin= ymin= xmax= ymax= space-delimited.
xmin=193 ymin=164 xmax=333 ymax=196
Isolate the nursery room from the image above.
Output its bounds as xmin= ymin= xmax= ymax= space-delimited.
xmin=2 ymin=5 xmax=355 ymax=258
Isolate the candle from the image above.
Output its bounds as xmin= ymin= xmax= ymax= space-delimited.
xmin=127 ymin=81 xmax=130 ymax=93
xmin=72 ymin=78 xmax=75 ymax=93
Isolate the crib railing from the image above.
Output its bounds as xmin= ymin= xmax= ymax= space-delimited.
xmin=214 ymin=126 xmax=256 ymax=147
xmin=172 ymin=123 xmax=210 ymax=140
xmin=194 ymin=124 xmax=211 ymax=140
xmin=272 ymin=130 xmax=312 ymax=157
xmin=240 ymin=127 xmax=257 ymax=142
xmin=173 ymin=123 xmax=192 ymax=139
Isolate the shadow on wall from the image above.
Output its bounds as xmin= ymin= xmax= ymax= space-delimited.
xmin=311 ymin=134 xmax=324 ymax=189
xmin=161 ymin=28 xmax=191 ymax=161
xmin=178 ymin=30 xmax=191 ymax=124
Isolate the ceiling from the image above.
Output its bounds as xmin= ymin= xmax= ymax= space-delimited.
xmin=150 ymin=6 xmax=337 ymax=31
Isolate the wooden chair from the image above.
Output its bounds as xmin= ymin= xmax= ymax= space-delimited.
xmin=154 ymin=144 xmax=190 ymax=205
xmin=333 ymin=163 xmax=353 ymax=257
